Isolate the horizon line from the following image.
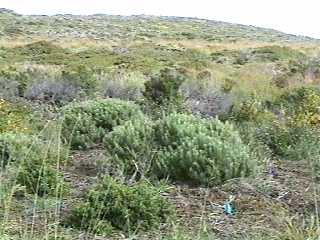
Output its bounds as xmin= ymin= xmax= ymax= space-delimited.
xmin=1 ymin=7 xmax=319 ymax=40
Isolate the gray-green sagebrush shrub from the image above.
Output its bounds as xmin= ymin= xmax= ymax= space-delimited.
xmin=154 ymin=113 xmax=257 ymax=185
xmin=24 ymin=79 xmax=81 ymax=105
xmin=67 ymin=177 xmax=174 ymax=235
xmin=0 ymin=133 xmax=66 ymax=196
xmin=61 ymin=99 xmax=143 ymax=149
xmin=105 ymin=113 xmax=259 ymax=185
xmin=104 ymin=117 xmax=155 ymax=177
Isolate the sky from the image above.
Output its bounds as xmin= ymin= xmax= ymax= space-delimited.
xmin=1 ymin=0 xmax=319 ymax=39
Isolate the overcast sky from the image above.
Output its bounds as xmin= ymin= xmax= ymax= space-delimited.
xmin=1 ymin=0 xmax=319 ymax=39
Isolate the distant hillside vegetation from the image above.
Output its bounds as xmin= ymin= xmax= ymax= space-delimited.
xmin=0 ymin=8 xmax=318 ymax=42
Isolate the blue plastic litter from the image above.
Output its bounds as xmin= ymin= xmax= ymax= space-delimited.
xmin=224 ymin=195 xmax=236 ymax=216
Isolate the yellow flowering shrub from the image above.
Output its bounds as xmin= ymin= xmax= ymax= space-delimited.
xmin=276 ymin=87 xmax=320 ymax=127
xmin=0 ymin=99 xmax=30 ymax=133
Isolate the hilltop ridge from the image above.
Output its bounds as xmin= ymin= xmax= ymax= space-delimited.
xmin=0 ymin=8 xmax=318 ymax=43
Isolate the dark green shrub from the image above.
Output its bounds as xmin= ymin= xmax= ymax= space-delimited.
xmin=16 ymin=158 xmax=65 ymax=197
xmin=0 ymin=67 xmax=29 ymax=97
xmin=196 ymin=70 xmax=212 ymax=81
xmin=291 ymin=129 xmax=320 ymax=179
xmin=236 ymin=122 xmax=272 ymax=164
xmin=19 ymin=40 xmax=66 ymax=56
xmin=275 ymin=86 xmax=319 ymax=106
xmin=275 ymin=86 xmax=320 ymax=112
xmin=16 ymin=40 xmax=70 ymax=65
xmin=228 ymin=97 xmax=276 ymax=123
xmin=250 ymin=46 xmax=305 ymax=62
xmin=0 ymin=133 xmax=66 ymax=196
xmin=221 ymin=77 xmax=236 ymax=93
xmin=253 ymin=120 xmax=317 ymax=158
xmin=286 ymin=59 xmax=314 ymax=77
xmin=67 ymin=177 xmax=174 ymax=234
xmin=233 ymin=52 xmax=249 ymax=65
xmin=181 ymin=49 xmax=211 ymax=69
xmin=143 ymin=67 xmax=186 ymax=114
xmin=273 ymin=72 xmax=290 ymax=88
xmin=210 ymin=46 xmax=304 ymax=65
xmin=272 ymin=59 xmax=312 ymax=89
xmin=153 ymin=113 xmax=257 ymax=185
xmin=61 ymin=99 xmax=143 ymax=149
xmin=3 ymin=25 xmax=23 ymax=36
xmin=61 ymin=65 xmax=98 ymax=95
xmin=211 ymin=50 xmax=230 ymax=64
xmin=285 ymin=127 xmax=320 ymax=170
xmin=255 ymin=121 xmax=293 ymax=157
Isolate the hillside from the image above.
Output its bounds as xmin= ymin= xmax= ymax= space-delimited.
xmin=0 ymin=8 xmax=318 ymax=43
xmin=0 ymin=9 xmax=320 ymax=240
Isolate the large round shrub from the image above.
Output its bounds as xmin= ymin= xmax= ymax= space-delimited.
xmin=61 ymin=99 xmax=143 ymax=149
xmin=105 ymin=113 xmax=258 ymax=185
xmin=0 ymin=133 xmax=66 ymax=196
xmin=153 ymin=113 xmax=257 ymax=185
xmin=67 ymin=177 xmax=174 ymax=235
